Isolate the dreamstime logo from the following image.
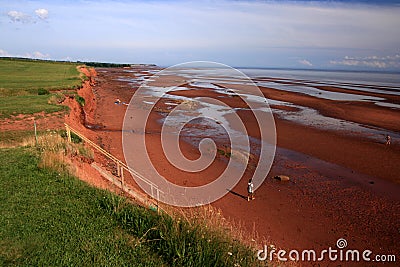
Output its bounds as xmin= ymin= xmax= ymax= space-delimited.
xmin=336 ymin=238 xmax=347 ymax=249
xmin=257 ymin=238 xmax=397 ymax=263
xmin=122 ymin=61 xmax=276 ymax=207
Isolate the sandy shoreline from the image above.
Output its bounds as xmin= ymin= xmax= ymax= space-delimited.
xmin=66 ymin=67 xmax=400 ymax=264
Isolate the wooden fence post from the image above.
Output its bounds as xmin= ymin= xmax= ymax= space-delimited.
xmin=65 ymin=124 xmax=72 ymax=143
xmin=121 ymin=167 xmax=124 ymax=190
xmin=156 ymin=190 xmax=160 ymax=213
xmin=33 ymin=118 xmax=38 ymax=146
xmin=117 ymin=162 xmax=121 ymax=177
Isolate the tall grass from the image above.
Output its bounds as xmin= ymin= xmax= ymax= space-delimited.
xmin=11 ymin=131 xmax=93 ymax=174
xmin=0 ymin=130 xmax=93 ymax=171
xmin=99 ymin=194 xmax=261 ymax=267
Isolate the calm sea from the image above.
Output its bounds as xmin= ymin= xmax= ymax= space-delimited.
xmin=239 ymin=68 xmax=400 ymax=89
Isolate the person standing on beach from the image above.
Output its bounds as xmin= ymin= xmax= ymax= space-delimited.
xmin=247 ymin=179 xmax=255 ymax=201
xmin=386 ymin=134 xmax=391 ymax=145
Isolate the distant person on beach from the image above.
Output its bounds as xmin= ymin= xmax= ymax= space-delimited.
xmin=386 ymin=134 xmax=391 ymax=145
xmin=247 ymin=179 xmax=255 ymax=201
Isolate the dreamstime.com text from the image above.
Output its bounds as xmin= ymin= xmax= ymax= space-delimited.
xmin=257 ymin=238 xmax=396 ymax=263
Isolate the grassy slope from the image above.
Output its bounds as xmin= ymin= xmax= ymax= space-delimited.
xmin=0 ymin=147 xmax=258 ymax=266
xmin=0 ymin=147 xmax=164 ymax=266
xmin=0 ymin=58 xmax=81 ymax=118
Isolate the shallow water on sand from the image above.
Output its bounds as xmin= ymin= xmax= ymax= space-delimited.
xmin=122 ymin=68 xmax=400 ymax=145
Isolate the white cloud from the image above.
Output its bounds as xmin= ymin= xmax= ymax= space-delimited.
xmin=25 ymin=51 xmax=50 ymax=59
xmin=6 ymin=9 xmax=48 ymax=23
xmin=298 ymin=59 xmax=313 ymax=67
xmin=330 ymin=55 xmax=400 ymax=69
xmin=7 ymin=10 xmax=32 ymax=23
xmin=0 ymin=49 xmax=12 ymax=57
xmin=35 ymin=8 xmax=49 ymax=20
xmin=0 ymin=48 xmax=50 ymax=59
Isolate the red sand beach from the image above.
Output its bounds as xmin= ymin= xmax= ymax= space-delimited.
xmin=65 ymin=67 xmax=399 ymax=265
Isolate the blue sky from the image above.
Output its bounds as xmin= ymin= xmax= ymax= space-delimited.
xmin=1 ymin=0 xmax=399 ymax=70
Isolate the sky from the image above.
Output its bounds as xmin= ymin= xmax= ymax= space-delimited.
xmin=1 ymin=0 xmax=400 ymax=70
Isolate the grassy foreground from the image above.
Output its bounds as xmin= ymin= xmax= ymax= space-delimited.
xmin=0 ymin=58 xmax=82 ymax=118
xmin=0 ymin=147 xmax=163 ymax=266
xmin=0 ymin=146 xmax=259 ymax=266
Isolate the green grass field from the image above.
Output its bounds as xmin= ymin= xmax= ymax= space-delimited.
xmin=0 ymin=58 xmax=82 ymax=92
xmin=0 ymin=58 xmax=82 ymax=118
xmin=0 ymin=95 xmax=68 ymax=118
xmin=0 ymin=146 xmax=259 ymax=266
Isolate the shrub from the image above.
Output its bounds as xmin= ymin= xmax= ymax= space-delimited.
xmin=75 ymin=95 xmax=85 ymax=107
xmin=37 ymin=88 xmax=50 ymax=95
xmin=60 ymin=130 xmax=82 ymax=144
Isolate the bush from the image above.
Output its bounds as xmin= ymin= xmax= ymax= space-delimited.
xmin=37 ymin=88 xmax=50 ymax=95
xmin=75 ymin=95 xmax=85 ymax=107
xmin=60 ymin=130 xmax=82 ymax=144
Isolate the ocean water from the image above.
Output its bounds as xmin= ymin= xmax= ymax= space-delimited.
xmin=237 ymin=68 xmax=400 ymax=108
xmin=239 ymin=68 xmax=400 ymax=89
xmin=234 ymin=68 xmax=400 ymax=142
